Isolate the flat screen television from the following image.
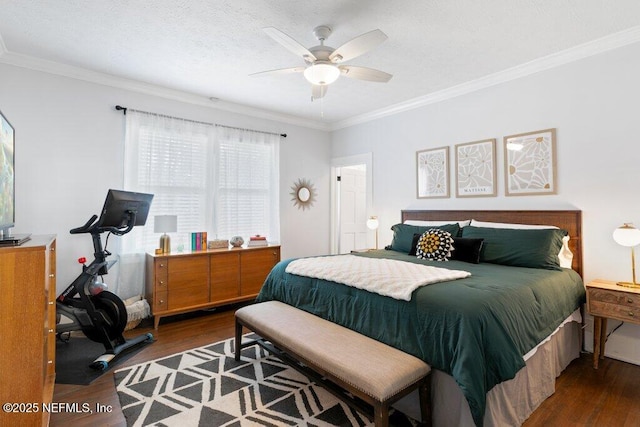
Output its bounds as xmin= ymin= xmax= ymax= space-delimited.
xmin=0 ymin=109 xmax=29 ymax=246
xmin=0 ymin=109 xmax=15 ymax=237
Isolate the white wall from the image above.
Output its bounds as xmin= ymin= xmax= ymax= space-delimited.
xmin=0 ymin=63 xmax=331 ymax=292
xmin=331 ymin=42 xmax=640 ymax=364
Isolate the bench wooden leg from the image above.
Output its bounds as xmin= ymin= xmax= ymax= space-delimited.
xmin=234 ymin=318 xmax=243 ymax=361
xmin=419 ymin=377 xmax=431 ymax=426
xmin=374 ymin=404 xmax=389 ymax=427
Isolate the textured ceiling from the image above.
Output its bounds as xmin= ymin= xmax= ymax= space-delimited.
xmin=1 ymin=0 xmax=640 ymax=128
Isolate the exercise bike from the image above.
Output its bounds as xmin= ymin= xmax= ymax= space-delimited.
xmin=56 ymin=189 xmax=154 ymax=370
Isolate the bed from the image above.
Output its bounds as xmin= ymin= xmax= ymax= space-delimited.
xmin=256 ymin=210 xmax=586 ymax=426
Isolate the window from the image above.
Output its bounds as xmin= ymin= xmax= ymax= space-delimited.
xmin=214 ymin=126 xmax=280 ymax=243
xmin=122 ymin=111 xmax=280 ymax=256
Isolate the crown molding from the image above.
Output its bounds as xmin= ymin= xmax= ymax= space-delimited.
xmin=0 ymin=49 xmax=330 ymax=132
xmin=329 ymin=26 xmax=640 ymax=131
xmin=2 ymin=25 xmax=640 ymax=133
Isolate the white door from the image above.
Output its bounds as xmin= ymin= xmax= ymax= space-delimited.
xmin=337 ymin=165 xmax=367 ymax=253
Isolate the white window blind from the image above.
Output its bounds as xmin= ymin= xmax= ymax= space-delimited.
xmin=123 ymin=112 xmax=214 ymax=254
xmin=214 ymin=126 xmax=280 ymax=243
xmin=119 ymin=112 xmax=280 ymax=298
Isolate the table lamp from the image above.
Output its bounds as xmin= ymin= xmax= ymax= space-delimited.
xmin=155 ymin=215 xmax=177 ymax=254
xmin=612 ymin=223 xmax=640 ymax=287
xmin=366 ymin=215 xmax=380 ymax=250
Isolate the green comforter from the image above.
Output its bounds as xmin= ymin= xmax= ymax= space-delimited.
xmin=256 ymin=250 xmax=585 ymax=426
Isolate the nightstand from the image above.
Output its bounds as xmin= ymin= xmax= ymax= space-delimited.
xmin=586 ymin=279 xmax=640 ymax=368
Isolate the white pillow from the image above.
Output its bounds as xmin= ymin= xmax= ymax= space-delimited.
xmin=470 ymin=219 xmax=558 ymax=230
xmin=404 ymin=219 xmax=471 ymax=227
xmin=469 ymin=219 xmax=573 ymax=269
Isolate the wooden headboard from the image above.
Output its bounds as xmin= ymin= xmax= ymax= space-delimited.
xmin=401 ymin=210 xmax=583 ymax=278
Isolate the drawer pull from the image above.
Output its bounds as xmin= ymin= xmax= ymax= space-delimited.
xmin=49 ymin=329 xmax=54 ymax=333
xmin=160 ymin=263 xmax=165 ymax=268
xmin=48 ymin=360 xmax=53 ymax=364
xmin=49 ymin=274 xmax=55 ymax=278
xmin=628 ymin=298 xmax=634 ymax=304
xmin=49 ymin=301 xmax=54 ymax=305
xmin=629 ymin=312 xmax=635 ymax=317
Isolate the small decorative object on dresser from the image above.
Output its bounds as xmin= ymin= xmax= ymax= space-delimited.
xmin=230 ymin=235 xmax=244 ymax=247
xmin=586 ymin=279 xmax=640 ymax=369
xmin=207 ymin=239 xmax=229 ymax=249
xmin=190 ymin=232 xmax=208 ymax=251
xmin=248 ymin=235 xmax=268 ymax=247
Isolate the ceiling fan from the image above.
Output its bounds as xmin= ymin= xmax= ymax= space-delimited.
xmin=251 ymin=25 xmax=392 ymax=100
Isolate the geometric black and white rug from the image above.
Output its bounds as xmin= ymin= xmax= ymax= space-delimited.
xmin=114 ymin=334 xmax=419 ymax=427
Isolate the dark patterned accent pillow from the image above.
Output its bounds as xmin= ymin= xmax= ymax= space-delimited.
xmin=416 ymin=229 xmax=454 ymax=261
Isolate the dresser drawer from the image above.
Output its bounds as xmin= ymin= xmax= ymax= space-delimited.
xmin=588 ymin=287 xmax=640 ymax=324
xmin=155 ymin=274 xmax=168 ymax=291
xmin=589 ymin=300 xmax=640 ymax=322
xmin=154 ymin=259 xmax=168 ymax=289
xmin=154 ymin=291 xmax=168 ymax=312
xmin=589 ymin=288 xmax=639 ymax=307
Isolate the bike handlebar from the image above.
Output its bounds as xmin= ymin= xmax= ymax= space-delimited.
xmin=70 ymin=214 xmax=99 ymax=234
xmin=69 ymin=211 xmax=138 ymax=236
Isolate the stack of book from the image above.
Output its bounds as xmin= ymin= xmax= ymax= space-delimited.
xmin=247 ymin=235 xmax=268 ymax=247
xmin=191 ymin=232 xmax=207 ymax=251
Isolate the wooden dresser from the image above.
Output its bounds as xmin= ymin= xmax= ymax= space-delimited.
xmin=145 ymin=245 xmax=280 ymax=328
xmin=0 ymin=235 xmax=56 ymax=427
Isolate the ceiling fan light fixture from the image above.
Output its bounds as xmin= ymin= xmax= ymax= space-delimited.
xmin=304 ymin=63 xmax=340 ymax=85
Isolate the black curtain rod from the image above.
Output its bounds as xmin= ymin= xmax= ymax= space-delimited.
xmin=115 ymin=105 xmax=287 ymax=138
xmin=215 ymin=124 xmax=287 ymax=138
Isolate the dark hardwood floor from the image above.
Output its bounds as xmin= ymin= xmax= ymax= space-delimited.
xmin=51 ymin=305 xmax=640 ymax=427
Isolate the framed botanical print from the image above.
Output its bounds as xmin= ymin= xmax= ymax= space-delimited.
xmin=455 ymin=138 xmax=496 ymax=197
xmin=416 ymin=146 xmax=449 ymax=198
xmin=504 ymin=128 xmax=557 ymax=196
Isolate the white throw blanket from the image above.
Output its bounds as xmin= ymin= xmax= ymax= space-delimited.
xmin=285 ymin=254 xmax=471 ymax=301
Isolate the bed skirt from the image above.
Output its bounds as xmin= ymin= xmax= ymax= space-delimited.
xmin=393 ymin=311 xmax=582 ymax=426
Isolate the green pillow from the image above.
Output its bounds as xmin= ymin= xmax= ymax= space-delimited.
xmin=460 ymin=226 xmax=567 ymax=270
xmin=389 ymin=223 xmax=460 ymax=253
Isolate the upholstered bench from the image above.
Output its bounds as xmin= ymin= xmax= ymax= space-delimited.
xmin=235 ymin=301 xmax=431 ymax=427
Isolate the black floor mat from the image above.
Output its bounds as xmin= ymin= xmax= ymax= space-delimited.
xmin=55 ymin=334 xmax=151 ymax=385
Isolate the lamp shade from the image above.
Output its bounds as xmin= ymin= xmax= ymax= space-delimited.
xmin=366 ymin=216 xmax=379 ymax=230
xmin=612 ymin=223 xmax=640 ymax=247
xmin=154 ymin=215 xmax=177 ymax=233
xmin=304 ymin=63 xmax=340 ymax=85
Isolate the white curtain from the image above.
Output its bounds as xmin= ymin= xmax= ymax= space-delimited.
xmin=117 ymin=111 xmax=280 ymax=298
xmin=213 ymin=126 xmax=280 ymax=243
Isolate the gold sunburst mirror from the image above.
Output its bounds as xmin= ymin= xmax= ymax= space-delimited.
xmin=290 ymin=178 xmax=317 ymax=210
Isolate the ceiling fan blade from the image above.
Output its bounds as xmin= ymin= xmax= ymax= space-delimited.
xmin=311 ymin=84 xmax=328 ymax=100
xmin=339 ymin=65 xmax=392 ymax=83
xmin=329 ymin=29 xmax=387 ymax=63
xmin=249 ymin=66 xmax=305 ymax=77
xmin=263 ymin=27 xmax=317 ymax=62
